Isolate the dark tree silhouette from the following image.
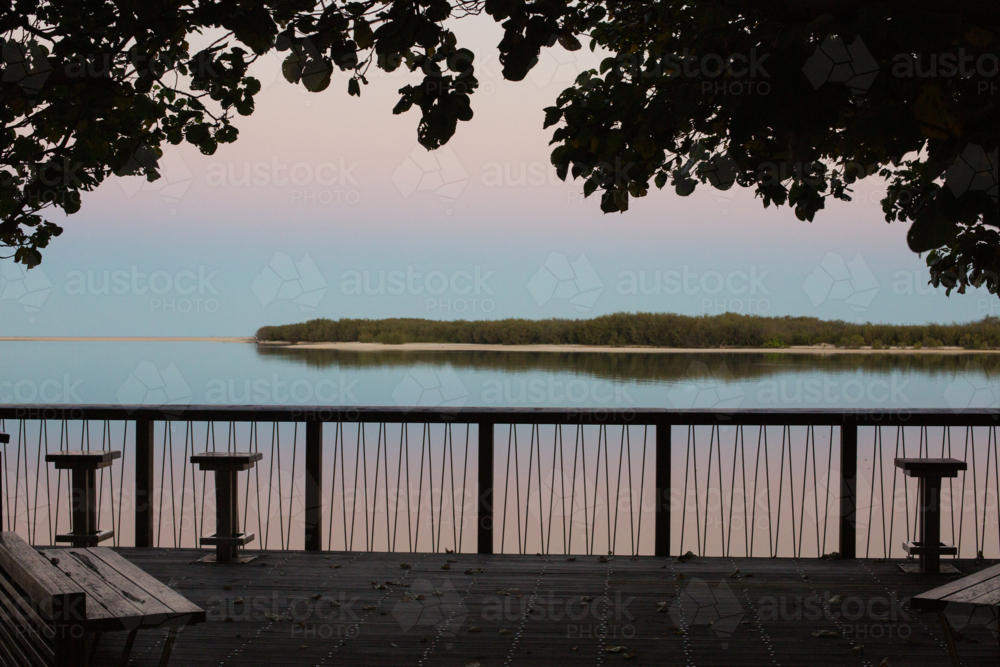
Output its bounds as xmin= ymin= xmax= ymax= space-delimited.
xmin=2 ymin=1 xmax=997 ymax=298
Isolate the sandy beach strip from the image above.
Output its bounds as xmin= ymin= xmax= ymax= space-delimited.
xmin=257 ymin=341 xmax=998 ymax=355
xmin=0 ymin=336 xmax=254 ymax=343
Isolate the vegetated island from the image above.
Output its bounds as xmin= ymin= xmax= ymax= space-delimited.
xmin=256 ymin=314 xmax=1000 ymax=352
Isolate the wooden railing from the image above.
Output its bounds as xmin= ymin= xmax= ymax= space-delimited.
xmin=1 ymin=406 xmax=997 ymax=558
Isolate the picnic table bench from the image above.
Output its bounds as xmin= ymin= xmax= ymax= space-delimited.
xmin=912 ymin=563 xmax=1000 ymax=666
xmin=0 ymin=532 xmax=205 ymax=667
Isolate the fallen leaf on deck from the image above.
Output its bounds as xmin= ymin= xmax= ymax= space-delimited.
xmin=605 ymin=645 xmax=627 ymax=652
xmin=363 ymin=605 xmax=377 ymax=611
xmin=400 ymin=562 xmax=412 ymax=569
xmin=812 ymin=630 xmax=837 ymax=638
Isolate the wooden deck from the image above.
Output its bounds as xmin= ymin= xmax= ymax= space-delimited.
xmin=79 ymin=549 xmax=998 ymax=666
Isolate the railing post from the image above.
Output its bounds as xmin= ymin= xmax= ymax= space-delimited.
xmin=839 ymin=423 xmax=858 ymax=559
xmin=134 ymin=419 xmax=154 ymax=548
xmin=0 ymin=431 xmax=8 ymax=529
xmin=305 ymin=421 xmax=323 ymax=551
xmin=478 ymin=422 xmax=494 ymax=554
xmin=655 ymin=424 xmax=671 ymax=557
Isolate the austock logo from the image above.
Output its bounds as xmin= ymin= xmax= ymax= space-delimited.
xmin=802 ymin=252 xmax=879 ymax=312
xmin=946 ymin=144 xmax=999 ymax=201
xmin=392 ymin=145 xmax=468 ymax=213
xmin=252 ymin=252 xmax=328 ymax=310
xmin=668 ymin=578 xmax=744 ymax=648
xmin=943 ymin=367 xmax=1000 ymax=411
xmin=667 ymin=361 xmax=744 ymax=410
xmin=1 ymin=39 xmax=53 ymax=96
xmin=803 ymin=36 xmax=879 ymax=95
xmin=528 ymin=252 xmax=604 ymax=311
xmin=392 ymin=368 xmax=469 ymax=410
xmin=116 ymin=361 xmax=192 ymax=412
xmin=391 ymin=578 xmax=468 ymax=641
xmin=0 ymin=259 xmax=52 ymax=316
xmin=115 ymin=145 xmax=194 ymax=212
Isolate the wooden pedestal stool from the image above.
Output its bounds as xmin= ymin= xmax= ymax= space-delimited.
xmin=894 ymin=457 xmax=967 ymax=573
xmin=191 ymin=452 xmax=263 ymax=563
xmin=45 ymin=450 xmax=121 ymax=547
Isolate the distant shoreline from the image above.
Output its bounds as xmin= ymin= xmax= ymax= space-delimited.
xmin=0 ymin=337 xmax=254 ymax=343
xmin=3 ymin=338 xmax=996 ymax=354
xmin=258 ymin=341 xmax=999 ymax=355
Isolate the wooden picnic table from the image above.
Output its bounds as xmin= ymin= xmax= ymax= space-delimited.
xmin=0 ymin=532 xmax=205 ymax=667
xmin=912 ymin=563 xmax=1000 ymax=666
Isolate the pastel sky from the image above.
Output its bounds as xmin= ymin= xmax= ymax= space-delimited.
xmin=1 ymin=16 xmax=995 ymax=336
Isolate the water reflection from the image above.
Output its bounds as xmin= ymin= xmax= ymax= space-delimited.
xmin=256 ymin=346 xmax=1000 ymax=383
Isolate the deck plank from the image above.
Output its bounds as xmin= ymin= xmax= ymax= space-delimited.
xmin=77 ymin=550 xmax=1000 ymax=667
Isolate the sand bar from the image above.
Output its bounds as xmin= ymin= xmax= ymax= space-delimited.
xmin=0 ymin=336 xmax=254 ymax=343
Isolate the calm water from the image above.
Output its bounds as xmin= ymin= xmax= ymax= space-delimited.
xmin=0 ymin=341 xmax=997 ymax=410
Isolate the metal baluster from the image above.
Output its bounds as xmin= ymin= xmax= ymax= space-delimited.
xmin=390 ymin=423 xmax=403 ymax=552
xmin=567 ymin=426 xmax=582 ymax=554
xmin=458 ymin=424 xmax=471 ymax=553
xmin=365 ymin=422 xmax=380 ymax=551
xmin=288 ymin=423 xmax=298 ymax=551
xmin=500 ymin=424 xmax=512 ymax=554
xmin=522 ymin=424 xmax=536 ymax=555
xmin=634 ymin=426 xmax=648 ymax=557
xmin=545 ymin=425 xmax=559 ymax=556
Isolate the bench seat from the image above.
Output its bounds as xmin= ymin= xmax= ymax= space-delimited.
xmin=0 ymin=532 xmax=205 ymax=666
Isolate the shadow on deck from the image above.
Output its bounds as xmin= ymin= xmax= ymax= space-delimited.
xmin=89 ymin=550 xmax=997 ymax=666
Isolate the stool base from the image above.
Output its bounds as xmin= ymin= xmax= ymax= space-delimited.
xmin=196 ymin=552 xmax=258 ymax=564
xmin=899 ymin=562 xmax=960 ymax=574
xmin=903 ymin=540 xmax=958 ymax=556
xmin=55 ymin=529 xmax=114 ymax=547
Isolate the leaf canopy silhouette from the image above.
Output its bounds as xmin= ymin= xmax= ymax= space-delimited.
xmin=1 ymin=1 xmax=996 ymax=297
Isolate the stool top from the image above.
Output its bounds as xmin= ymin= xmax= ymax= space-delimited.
xmin=191 ymin=452 xmax=264 ymax=471
xmin=894 ymin=457 xmax=967 ymax=477
xmin=0 ymin=433 xmax=9 ymax=444
xmin=45 ymin=450 xmax=122 ymax=468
